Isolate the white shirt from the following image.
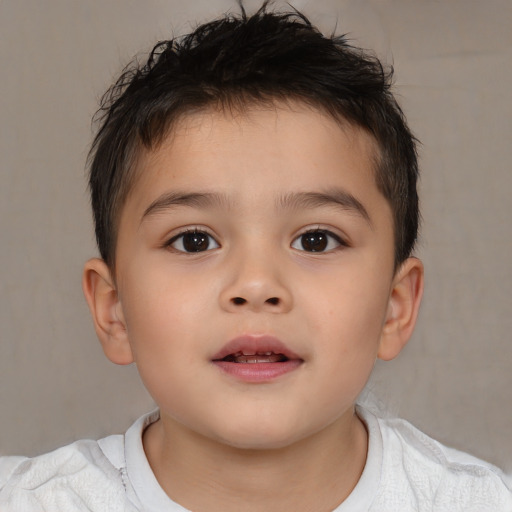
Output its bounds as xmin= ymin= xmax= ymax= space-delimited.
xmin=1 ymin=407 xmax=511 ymax=511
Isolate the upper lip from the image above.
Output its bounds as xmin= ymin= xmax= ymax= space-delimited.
xmin=212 ymin=335 xmax=302 ymax=361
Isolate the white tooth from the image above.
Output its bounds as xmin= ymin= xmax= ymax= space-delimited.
xmin=242 ymin=349 xmax=256 ymax=356
xmin=265 ymin=351 xmax=272 ymax=356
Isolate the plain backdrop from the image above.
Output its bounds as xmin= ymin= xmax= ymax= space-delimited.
xmin=1 ymin=0 xmax=511 ymax=471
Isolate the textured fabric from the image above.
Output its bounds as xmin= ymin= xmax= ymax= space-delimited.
xmin=346 ymin=408 xmax=512 ymax=511
xmin=1 ymin=407 xmax=511 ymax=511
xmin=0 ymin=440 xmax=138 ymax=512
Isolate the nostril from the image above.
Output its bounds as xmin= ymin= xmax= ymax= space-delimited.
xmin=229 ymin=297 xmax=281 ymax=307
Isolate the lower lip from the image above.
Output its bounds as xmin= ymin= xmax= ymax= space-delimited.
xmin=212 ymin=360 xmax=302 ymax=382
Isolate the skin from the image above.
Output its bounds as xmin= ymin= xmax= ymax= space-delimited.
xmin=83 ymin=103 xmax=423 ymax=512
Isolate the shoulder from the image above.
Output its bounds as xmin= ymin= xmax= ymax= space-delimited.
xmin=365 ymin=408 xmax=512 ymax=511
xmin=0 ymin=435 xmax=137 ymax=512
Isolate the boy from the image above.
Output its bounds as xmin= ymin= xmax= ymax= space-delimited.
xmin=1 ymin=3 xmax=511 ymax=511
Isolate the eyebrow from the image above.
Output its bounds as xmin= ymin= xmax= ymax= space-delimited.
xmin=277 ymin=190 xmax=372 ymax=226
xmin=141 ymin=191 xmax=230 ymax=221
xmin=141 ymin=188 xmax=371 ymax=226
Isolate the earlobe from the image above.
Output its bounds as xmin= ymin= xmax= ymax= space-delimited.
xmin=378 ymin=257 xmax=424 ymax=361
xmin=82 ymin=258 xmax=134 ymax=365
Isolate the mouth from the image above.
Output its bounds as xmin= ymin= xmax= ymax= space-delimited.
xmin=211 ymin=335 xmax=303 ymax=382
xmin=219 ymin=351 xmax=290 ymax=364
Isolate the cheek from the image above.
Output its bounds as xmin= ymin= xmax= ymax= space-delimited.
xmin=304 ymin=266 xmax=391 ymax=373
xmin=118 ymin=278 xmax=204 ymax=410
xmin=311 ymin=267 xmax=390 ymax=336
xmin=118 ymin=270 xmax=206 ymax=359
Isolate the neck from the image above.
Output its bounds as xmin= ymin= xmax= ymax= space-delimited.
xmin=143 ymin=408 xmax=368 ymax=512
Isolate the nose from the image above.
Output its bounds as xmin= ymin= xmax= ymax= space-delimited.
xmin=219 ymin=246 xmax=293 ymax=314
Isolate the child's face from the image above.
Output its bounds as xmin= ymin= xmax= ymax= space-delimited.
xmin=102 ymin=104 xmax=412 ymax=449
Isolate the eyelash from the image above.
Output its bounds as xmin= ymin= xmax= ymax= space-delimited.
xmin=164 ymin=227 xmax=348 ymax=254
xmin=291 ymin=228 xmax=348 ymax=253
xmin=165 ymin=228 xmax=219 ymax=253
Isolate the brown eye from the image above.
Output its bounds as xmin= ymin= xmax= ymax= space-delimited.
xmin=301 ymin=232 xmax=328 ymax=252
xmin=291 ymin=230 xmax=344 ymax=252
xmin=169 ymin=230 xmax=219 ymax=253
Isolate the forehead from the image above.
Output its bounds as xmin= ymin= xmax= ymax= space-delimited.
xmin=120 ymin=102 xmax=389 ymax=229
xmin=139 ymin=104 xmax=377 ymax=186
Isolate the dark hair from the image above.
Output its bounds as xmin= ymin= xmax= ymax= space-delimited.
xmin=88 ymin=1 xmax=419 ymax=271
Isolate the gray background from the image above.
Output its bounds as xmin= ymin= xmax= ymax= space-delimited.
xmin=1 ymin=0 xmax=511 ymax=471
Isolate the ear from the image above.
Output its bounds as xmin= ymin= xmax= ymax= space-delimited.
xmin=378 ymin=257 xmax=424 ymax=361
xmin=82 ymin=258 xmax=134 ymax=365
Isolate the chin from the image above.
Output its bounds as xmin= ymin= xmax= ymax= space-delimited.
xmin=221 ymin=435 xmax=300 ymax=451
xmin=210 ymin=419 xmax=311 ymax=451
